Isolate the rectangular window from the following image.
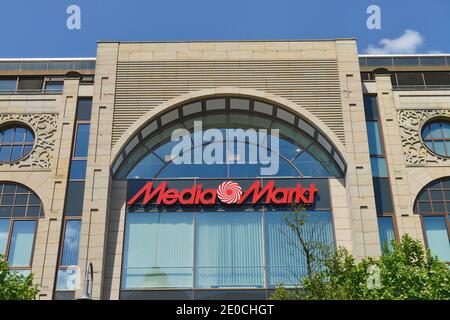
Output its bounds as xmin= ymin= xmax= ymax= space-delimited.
xmin=396 ymin=72 xmax=425 ymax=87
xmin=363 ymin=96 xmax=378 ymax=120
xmin=0 ymin=219 xmax=9 ymax=255
xmin=423 ymin=72 xmax=450 ymax=86
xmin=0 ymin=78 xmax=17 ymax=92
xmin=366 ymin=58 xmax=393 ymax=67
xmin=373 ymin=178 xmax=394 ymax=214
xmin=422 ymin=216 xmax=450 ymax=262
xmin=73 ymin=124 xmax=90 ymax=158
xmin=377 ymin=216 xmax=396 ymax=252
xmin=122 ymin=212 xmax=194 ymax=289
xmin=65 ymin=181 xmax=85 ymax=216
xmin=69 ymin=160 xmax=87 ymax=180
xmin=60 ymin=220 xmax=81 ymax=266
xmin=195 ymin=212 xmax=264 ymax=289
xmin=45 ymin=81 xmax=64 ymax=92
xmin=75 ymin=98 xmax=93 ymax=121
xmin=420 ymin=57 xmax=447 ymax=66
xmin=366 ymin=121 xmax=383 ymax=155
xmin=393 ymin=57 xmax=420 ymax=66
xmin=17 ymin=77 xmax=44 ymax=91
xmin=370 ymin=157 xmax=388 ymax=177
xmin=7 ymin=220 xmax=36 ymax=267
xmin=266 ymin=211 xmax=333 ymax=287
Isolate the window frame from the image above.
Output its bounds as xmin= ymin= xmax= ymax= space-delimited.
xmin=420 ymin=118 xmax=450 ymax=158
xmin=2 ymin=217 xmax=38 ymax=270
xmin=0 ymin=124 xmax=35 ymax=163
xmin=414 ymin=178 xmax=450 ymax=263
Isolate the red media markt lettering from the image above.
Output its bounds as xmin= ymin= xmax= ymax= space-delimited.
xmin=127 ymin=180 xmax=319 ymax=206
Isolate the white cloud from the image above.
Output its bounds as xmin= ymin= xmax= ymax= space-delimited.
xmin=365 ymin=29 xmax=424 ymax=54
xmin=427 ymin=50 xmax=443 ymax=54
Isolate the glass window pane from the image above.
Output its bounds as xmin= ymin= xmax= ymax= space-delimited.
xmin=266 ymin=211 xmax=333 ymax=287
xmin=122 ymin=212 xmax=193 ymax=289
xmin=0 ymin=146 xmax=11 ymax=161
xmin=396 ymin=72 xmax=425 ymax=86
xmin=422 ymin=216 xmax=450 ymax=262
xmin=2 ymin=129 xmax=14 ymax=142
xmin=370 ymin=157 xmax=388 ymax=177
xmin=75 ymin=99 xmax=92 ymax=121
xmin=0 ymin=219 xmax=9 ymax=255
xmin=11 ymin=146 xmax=23 ymax=161
xmin=64 ymin=181 xmax=85 ymax=216
xmin=8 ymin=220 xmax=36 ymax=266
xmin=373 ymin=177 xmax=394 ymax=213
xmin=366 ymin=121 xmax=383 ymax=155
xmin=377 ymin=216 xmax=396 ymax=252
xmin=0 ymin=79 xmax=17 ymax=91
xmin=363 ymin=96 xmax=378 ymax=120
xmin=69 ymin=160 xmax=87 ymax=180
xmin=61 ymin=220 xmax=81 ymax=266
xmin=45 ymin=81 xmax=64 ymax=92
xmin=195 ymin=212 xmax=264 ymax=289
xmin=393 ymin=57 xmax=419 ymax=66
xmin=420 ymin=57 xmax=447 ymax=66
xmin=56 ymin=267 xmax=80 ymax=290
xmin=73 ymin=124 xmax=90 ymax=158
xmin=429 ymin=122 xmax=443 ymax=138
xmin=366 ymin=58 xmax=393 ymax=67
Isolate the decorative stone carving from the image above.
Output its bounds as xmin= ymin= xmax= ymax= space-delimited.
xmin=0 ymin=114 xmax=58 ymax=169
xmin=397 ymin=109 xmax=450 ymax=165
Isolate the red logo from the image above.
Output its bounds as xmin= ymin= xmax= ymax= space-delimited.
xmin=127 ymin=180 xmax=318 ymax=206
xmin=217 ymin=181 xmax=243 ymax=204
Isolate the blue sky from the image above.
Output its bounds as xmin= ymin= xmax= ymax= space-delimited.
xmin=0 ymin=0 xmax=449 ymax=57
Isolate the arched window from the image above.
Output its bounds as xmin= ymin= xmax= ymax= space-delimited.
xmin=116 ymin=97 xmax=345 ymax=299
xmin=0 ymin=182 xmax=44 ymax=275
xmin=421 ymin=119 xmax=450 ymax=157
xmin=0 ymin=124 xmax=35 ymax=162
xmin=414 ymin=177 xmax=450 ymax=262
xmin=113 ymin=97 xmax=346 ymax=179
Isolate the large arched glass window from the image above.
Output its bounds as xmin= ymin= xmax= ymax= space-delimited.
xmin=421 ymin=119 xmax=450 ymax=157
xmin=414 ymin=177 xmax=450 ymax=262
xmin=114 ymin=97 xmax=346 ymax=179
xmin=115 ymin=97 xmax=345 ymax=299
xmin=0 ymin=182 xmax=44 ymax=275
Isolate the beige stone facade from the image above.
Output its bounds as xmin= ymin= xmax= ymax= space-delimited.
xmin=0 ymin=41 xmax=448 ymax=300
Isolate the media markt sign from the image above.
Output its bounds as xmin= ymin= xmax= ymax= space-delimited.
xmin=127 ymin=180 xmax=320 ymax=206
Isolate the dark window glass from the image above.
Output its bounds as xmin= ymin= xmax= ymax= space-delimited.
xmin=69 ymin=160 xmax=87 ymax=180
xmin=373 ymin=177 xmax=394 ymax=213
xmin=0 ymin=125 xmax=35 ymax=162
xmin=60 ymin=220 xmax=81 ymax=266
xmin=396 ymin=72 xmax=425 ymax=86
xmin=366 ymin=58 xmax=393 ymax=67
xmin=0 ymin=78 xmax=17 ymax=92
xmin=393 ymin=57 xmax=420 ymax=66
xmin=423 ymin=72 xmax=450 ymax=86
xmin=0 ymin=182 xmax=43 ymax=218
xmin=17 ymin=77 xmax=44 ymax=91
xmin=75 ymin=98 xmax=92 ymax=121
xmin=73 ymin=124 xmax=90 ymax=158
xmin=64 ymin=181 xmax=85 ymax=216
xmin=420 ymin=57 xmax=447 ymax=66
xmin=363 ymin=96 xmax=378 ymax=120
xmin=359 ymin=57 xmax=367 ymax=67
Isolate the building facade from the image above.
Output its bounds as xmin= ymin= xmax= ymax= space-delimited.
xmin=0 ymin=40 xmax=448 ymax=300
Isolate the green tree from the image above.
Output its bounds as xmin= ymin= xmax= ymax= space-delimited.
xmin=0 ymin=255 xmax=39 ymax=300
xmin=271 ymin=235 xmax=450 ymax=300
